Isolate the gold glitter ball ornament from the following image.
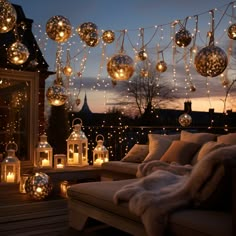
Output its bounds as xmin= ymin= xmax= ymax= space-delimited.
xmin=194 ymin=45 xmax=228 ymax=77
xmin=85 ymin=31 xmax=100 ymax=47
xmin=46 ymin=15 xmax=72 ymax=43
xmin=7 ymin=41 xmax=29 ymax=65
xmin=107 ymin=53 xmax=134 ymax=81
xmin=228 ymin=23 xmax=236 ymax=40
xmin=137 ymin=49 xmax=148 ymax=61
xmin=77 ymin=22 xmax=98 ymax=42
xmin=102 ymin=30 xmax=115 ymax=44
xmin=25 ymin=172 xmax=53 ymax=200
xmin=178 ymin=113 xmax=192 ymax=127
xmin=156 ymin=60 xmax=167 ymax=73
xmin=63 ymin=65 xmax=73 ymax=76
xmin=0 ymin=0 xmax=17 ymax=33
xmin=175 ymin=28 xmax=192 ymax=48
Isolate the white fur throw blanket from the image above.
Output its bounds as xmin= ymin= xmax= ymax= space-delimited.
xmin=113 ymin=145 xmax=236 ymax=236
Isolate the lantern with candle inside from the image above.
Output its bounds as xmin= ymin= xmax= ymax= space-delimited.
xmin=54 ymin=154 xmax=66 ymax=169
xmin=1 ymin=142 xmax=20 ymax=183
xmin=93 ymin=134 xmax=109 ymax=166
xmin=66 ymin=118 xmax=88 ymax=166
xmin=35 ymin=134 xmax=53 ymax=168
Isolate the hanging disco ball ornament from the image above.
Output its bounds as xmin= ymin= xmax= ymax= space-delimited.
xmin=175 ymin=28 xmax=192 ymax=48
xmin=85 ymin=31 xmax=100 ymax=47
xmin=102 ymin=30 xmax=115 ymax=44
xmin=107 ymin=52 xmax=134 ymax=81
xmin=46 ymin=79 xmax=68 ymax=106
xmin=178 ymin=113 xmax=192 ymax=127
xmin=156 ymin=60 xmax=167 ymax=73
xmin=137 ymin=49 xmax=148 ymax=61
xmin=7 ymin=41 xmax=29 ymax=65
xmin=0 ymin=0 xmax=17 ymax=33
xmin=46 ymin=15 xmax=72 ymax=43
xmin=227 ymin=23 xmax=236 ymax=40
xmin=63 ymin=65 xmax=73 ymax=76
xmin=25 ymin=172 xmax=53 ymax=200
xmin=77 ymin=22 xmax=98 ymax=42
xmin=194 ymin=45 xmax=228 ymax=77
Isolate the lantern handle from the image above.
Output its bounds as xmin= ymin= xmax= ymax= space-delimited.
xmin=5 ymin=141 xmax=18 ymax=152
xmin=96 ymin=134 xmax=104 ymax=142
xmin=72 ymin=118 xmax=83 ymax=127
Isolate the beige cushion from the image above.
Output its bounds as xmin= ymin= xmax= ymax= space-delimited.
xmin=121 ymin=144 xmax=149 ymax=163
xmin=143 ymin=134 xmax=172 ymax=162
xmin=217 ymin=133 xmax=236 ymax=145
xmin=180 ymin=130 xmax=217 ymax=145
xmin=160 ymin=140 xmax=200 ymax=165
xmin=191 ymin=141 xmax=227 ymax=165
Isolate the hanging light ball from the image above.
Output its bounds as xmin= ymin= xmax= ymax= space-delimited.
xmin=84 ymin=31 xmax=100 ymax=47
xmin=46 ymin=15 xmax=72 ymax=43
xmin=77 ymin=22 xmax=98 ymax=42
xmin=178 ymin=113 xmax=192 ymax=127
xmin=0 ymin=0 xmax=17 ymax=33
xmin=194 ymin=45 xmax=228 ymax=77
xmin=63 ymin=65 xmax=73 ymax=76
xmin=137 ymin=49 xmax=148 ymax=61
xmin=175 ymin=28 xmax=192 ymax=48
xmin=7 ymin=41 xmax=29 ymax=65
xmin=107 ymin=53 xmax=134 ymax=81
xmin=140 ymin=68 xmax=149 ymax=78
xmin=46 ymin=80 xmax=68 ymax=106
xmin=75 ymin=98 xmax=81 ymax=106
xmin=25 ymin=172 xmax=53 ymax=200
xmin=156 ymin=60 xmax=167 ymax=73
xmin=227 ymin=23 xmax=236 ymax=40
xmin=102 ymin=30 xmax=115 ymax=44
xmin=189 ymin=85 xmax=196 ymax=92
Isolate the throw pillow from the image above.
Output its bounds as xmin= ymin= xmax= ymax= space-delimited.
xmin=143 ymin=134 xmax=173 ymax=162
xmin=121 ymin=144 xmax=149 ymax=163
xmin=217 ymin=133 xmax=236 ymax=145
xmin=180 ymin=130 xmax=217 ymax=145
xmin=160 ymin=140 xmax=201 ymax=165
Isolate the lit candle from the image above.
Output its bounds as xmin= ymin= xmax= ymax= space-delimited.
xmin=42 ymin=159 xmax=49 ymax=167
xmin=94 ymin=158 xmax=103 ymax=165
xmin=73 ymin=153 xmax=79 ymax=164
xmin=6 ymin=172 xmax=15 ymax=183
xmin=56 ymin=163 xmax=64 ymax=168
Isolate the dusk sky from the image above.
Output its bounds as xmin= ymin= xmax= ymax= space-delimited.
xmin=10 ymin=0 xmax=236 ymax=114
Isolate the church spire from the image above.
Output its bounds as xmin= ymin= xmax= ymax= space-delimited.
xmin=79 ymin=93 xmax=92 ymax=114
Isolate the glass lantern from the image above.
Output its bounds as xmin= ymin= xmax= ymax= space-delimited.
xmin=54 ymin=154 xmax=66 ymax=169
xmin=1 ymin=142 xmax=21 ymax=183
xmin=35 ymin=134 xmax=53 ymax=168
xmin=66 ymin=118 xmax=88 ymax=166
xmin=93 ymin=134 xmax=109 ymax=166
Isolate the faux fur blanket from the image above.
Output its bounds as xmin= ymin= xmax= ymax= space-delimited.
xmin=113 ymin=145 xmax=236 ymax=236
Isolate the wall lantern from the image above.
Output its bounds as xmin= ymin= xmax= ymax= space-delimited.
xmin=66 ymin=118 xmax=88 ymax=166
xmin=1 ymin=142 xmax=21 ymax=183
xmin=93 ymin=134 xmax=109 ymax=166
xmin=54 ymin=154 xmax=66 ymax=169
xmin=35 ymin=134 xmax=53 ymax=168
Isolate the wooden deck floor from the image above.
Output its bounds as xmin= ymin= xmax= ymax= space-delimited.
xmin=0 ymin=183 xmax=131 ymax=236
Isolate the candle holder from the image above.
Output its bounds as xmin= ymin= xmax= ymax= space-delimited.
xmin=54 ymin=154 xmax=66 ymax=169
xmin=19 ymin=174 xmax=30 ymax=193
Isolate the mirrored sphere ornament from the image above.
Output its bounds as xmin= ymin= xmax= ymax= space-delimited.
xmin=102 ymin=30 xmax=115 ymax=44
xmin=156 ymin=60 xmax=167 ymax=73
xmin=227 ymin=23 xmax=236 ymax=40
xmin=178 ymin=113 xmax=192 ymax=127
xmin=194 ymin=45 xmax=228 ymax=77
xmin=46 ymin=80 xmax=68 ymax=106
xmin=0 ymin=0 xmax=17 ymax=33
xmin=175 ymin=28 xmax=192 ymax=48
xmin=7 ymin=41 xmax=29 ymax=65
xmin=137 ymin=49 xmax=148 ymax=61
xmin=77 ymin=22 xmax=98 ymax=42
xmin=46 ymin=15 xmax=72 ymax=43
xmin=25 ymin=172 xmax=53 ymax=200
xmin=107 ymin=53 xmax=134 ymax=81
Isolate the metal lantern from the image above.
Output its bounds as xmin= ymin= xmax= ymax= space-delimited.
xmin=54 ymin=154 xmax=66 ymax=169
xmin=156 ymin=60 xmax=167 ymax=73
xmin=93 ymin=134 xmax=109 ymax=166
xmin=35 ymin=134 xmax=53 ymax=168
xmin=102 ymin=30 xmax=115 ymax=44
xmin=1 ymin=142 xmax=20 ymax=183
xmin=46 ymin=15 xmax=72 ymax=43
xmin=175 ymin=28 xmax=192 ymax=48
xmin=107 ymin=52 xmax=134 ymax=81
xmin=228 ymin=23 xmax=236 ymax=40
xmin=178 ymin=113 xmax=192 ymax=127
xmin=67 ymin=118 xmax=88 ymax=166
xmin=25 ymin=172 xmax=53 ymax=200
xmin=7 ymin=41 xmax=29 ymax=65
xmin=194 ymin=45 xmax=228 ymax=77
xmin=0 ymin=0 xmax=17 ymax=33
